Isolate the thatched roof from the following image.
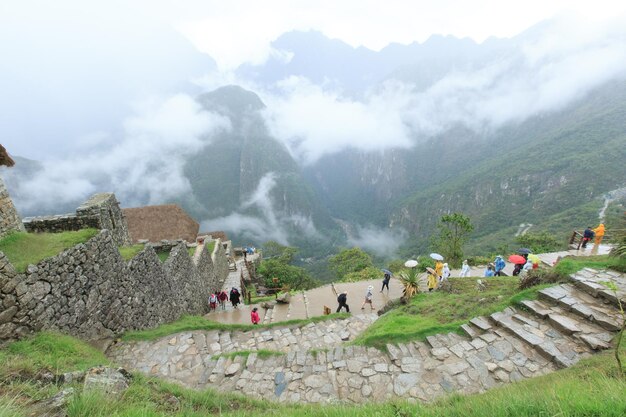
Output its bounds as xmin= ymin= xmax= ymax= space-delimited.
xmin=123 ymin=204 xmax=199 ymax=243
xmin=0 ymin=145 xmax=15 ymax=167
xmin=200 ymin=231 xmax=228 ymax=241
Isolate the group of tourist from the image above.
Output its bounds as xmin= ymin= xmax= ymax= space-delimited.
xmin=208 ymin=287 xmax=241 ymax=312
xmin=582 ymin=223 xmax=605 ymax=248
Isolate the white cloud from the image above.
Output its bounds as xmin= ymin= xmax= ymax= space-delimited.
xmin=7 ymin=94 xmax=230 ymax=214
xmin=347 ymin=225 xmax=407 ymax=258
xmin=200 ymin=172 xmax=320 ymax=244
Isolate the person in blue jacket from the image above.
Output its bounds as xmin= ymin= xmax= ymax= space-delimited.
xmin=484 ymin=264 xmax=495 ymax=277
xmin=494 ymin=256 xmax=506 ymax=276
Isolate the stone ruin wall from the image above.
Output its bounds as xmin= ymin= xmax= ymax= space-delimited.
xmin=22 ymin=193 xmax=131 ymax=246
xmin=0 ymin=230 xmax=229 ymax=344
xmin=0 ymin=177 xmax=24 ymax=238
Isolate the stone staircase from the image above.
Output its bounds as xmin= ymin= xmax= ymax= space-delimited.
xmin=107 ymin=268 xmax=624 ymax=404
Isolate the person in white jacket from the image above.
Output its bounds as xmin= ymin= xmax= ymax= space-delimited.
xmin=441 ymin=263 xmax=451 ymax=282
xmin=459 ymin=260 xmax=471 ymax=277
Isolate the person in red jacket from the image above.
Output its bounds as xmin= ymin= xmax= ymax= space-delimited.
xmin=251 ymin=307 xmax=260 ymax=325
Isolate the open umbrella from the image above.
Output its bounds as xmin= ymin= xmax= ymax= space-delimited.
xmin=528 ymin=254 xmax=540 ymax=264
xmin=404 ymin=260 xmax=419 ymax=268
xmin=517 ymin=248 xmax=532 ymax=255
xmin=429 ymin=253 xmax=444 ymax=261
xmin=509 ymin=254 xmax=527 ymax=264
xmin=381 ymin=269 xmax=393 ymax=275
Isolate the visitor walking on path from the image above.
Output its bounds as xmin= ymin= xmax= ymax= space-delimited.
xmin=434 ymin=260 xmax=443 ymax=283
xmin=229 ymin=287 xmax=241 ymax=309
xmin=593 ymin=223 xmax=605 ymax=246
xmin=361 ymin=286 xmax=375 ymax=310
xmin=494 ymin=256 xmax=506 ymax=276
xmin=250 ymin=307 xmax=260 ymax=325
xmin=381 ymin=273 xmax=391 ymax=292
xmin=484 ymin=264 xmax=495 ymax=277
xmin=441 ymin=263 xmax=451 ymax=283
xmin=427 ymin=267 xmax=438 ymax=292
xmin=208 ymin=293 xmax=218 ymax=312
xmin=582 ymin=227 xmax=594 ymax=248
xmin=459 ymin=260 xmax=471 ymax=277
xmin=336 ymin=291 xmax=350 ymax=313
xmin=218 ymin=290 xmax=228 ymax=310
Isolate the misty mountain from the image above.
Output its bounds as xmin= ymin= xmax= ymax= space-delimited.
xmin=236 ymin=30 xmax=510 ymax=94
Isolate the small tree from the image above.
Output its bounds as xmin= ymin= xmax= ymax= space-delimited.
xmin=432 ymin=213 xmax=473 ymax=268
xmin=601 ymin=281 xmax=625 ymax=378
xmin=516 ymin=231 xmax=563 ymax=253
xmin=328 ymin=247 xmax=374 ymax=280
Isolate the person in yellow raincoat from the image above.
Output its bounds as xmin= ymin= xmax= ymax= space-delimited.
xmin=434 ymin=260 xmax=443 ymax=282
xmin=593 ymin=223 xmax=605 ymax=245
xmin=426 ymin=267 xmax=438 ymax=292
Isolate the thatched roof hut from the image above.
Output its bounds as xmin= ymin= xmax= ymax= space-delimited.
xmin=123 ymin=204 xmax=199 ymax=243
xmin=0 ymin=145 xmax=15 ymax=167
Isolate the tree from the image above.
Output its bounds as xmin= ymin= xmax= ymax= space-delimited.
xmin=516 ymin=231 xmax=563 ymax=253
xmin=257 ymin=258 xmax=317 ymax=290
xmin=261 ymin=241 xmax=298 ymax=264
xmin=432 ymin=213 xmax=474 ymax=268
xmin=328 ymin=247 xmax=374 ymax=280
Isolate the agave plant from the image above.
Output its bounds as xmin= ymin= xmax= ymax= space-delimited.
xmin=398 ymin=267 xmax=421 ymax=299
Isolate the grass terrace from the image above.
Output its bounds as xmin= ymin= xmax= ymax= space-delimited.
xmin=353 ymin=276 xmax=552 ymax=350
xmin=0 ymin=229 xmax=99 ymax=272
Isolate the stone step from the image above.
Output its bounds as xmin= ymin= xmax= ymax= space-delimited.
xmin=489 ymin=310 xmax=587 ymax=369
xmin=519 ymin=299 xmax=552 ymax=319
xmin=469 ymin=316 xmax=493 ymax=332
xmin=460 ymin=323 xmax=479 ymax=339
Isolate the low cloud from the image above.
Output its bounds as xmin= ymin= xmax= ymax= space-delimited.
xmin=347 ymin=225 xmax=407 ymax=258
xmin=6 ymin=94 xmax=230 ymax=215
xmin=200 ymin=172 xmax=320 ymax=245
xmin=262 ymin=15 xmax=626 ymax=164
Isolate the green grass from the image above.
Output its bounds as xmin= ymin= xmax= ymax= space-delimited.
xmin=353 ymin=277 xmax=551 ymax=350
xmin=555 ymin=254 xmax=626 ymax=275
xmin=122 ymin=313 xmax=351 ymax=342
xmin=118 ymin=244 xmax=145 ymax=261
xmin=213 ymin=349 xmax=284 ymax=361
xmin=0 ymin=229 xmax=99 ymax=272
xmin=206 ymin=240 xmax=216 ymax=254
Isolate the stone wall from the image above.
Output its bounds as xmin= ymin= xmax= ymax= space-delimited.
xmin=0 ymin=177 xmax=24 ymax=238
xmin=22 ymin=193 xmax=130 ymax=246
xmin=0 ymin=230 xmax=229 ymax=343
xmin=212 ymin=239 xmax=229 ymax=289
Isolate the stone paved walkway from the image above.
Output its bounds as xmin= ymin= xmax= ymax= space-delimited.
xmin=108 ymin=268 xmax=624 ymax=404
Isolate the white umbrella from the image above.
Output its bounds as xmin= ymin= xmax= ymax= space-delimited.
xmin=404 ymin=259 xmax=419 ymax=268
xmin=429 ymin=253 xmax=444 ymax=261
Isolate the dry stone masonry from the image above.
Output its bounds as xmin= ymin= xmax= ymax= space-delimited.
xmin=109 ymin=268 xmax=625 ymax=404
xmin=0 ymin=177 xmax=24 ymax=238
xmin=0 ymin=231 xmax=230 ymax=343
xmin=23 ymin=193 xmax=131 ymax=246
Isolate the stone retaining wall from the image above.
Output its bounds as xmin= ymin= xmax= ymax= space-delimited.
xmin=22 ymin=193 xmax=130 ymax=246
xmin=0 ymin=177 xmax=24 ymax=238
xmin=0 ymin=230 xmax=229 ymax=343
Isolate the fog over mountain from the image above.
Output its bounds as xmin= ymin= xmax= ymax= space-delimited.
xmin=2 ymin=4 xmax=626 ymax=258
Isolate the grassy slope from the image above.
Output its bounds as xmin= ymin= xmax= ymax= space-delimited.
xmin=0 ymin=229 xmax=99 ymax=272
xmin=353 ymin=277 xmax=551 ymax=350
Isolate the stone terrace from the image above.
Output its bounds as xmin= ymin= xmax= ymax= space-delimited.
xmin=108 ymin=268 xmax=625 ymax=404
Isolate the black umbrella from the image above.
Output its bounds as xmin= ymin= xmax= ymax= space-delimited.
xmin=517 ymin=248 xmax=532 ymax=255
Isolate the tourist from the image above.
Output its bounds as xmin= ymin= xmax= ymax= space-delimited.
xmin=218 ymin=289 xmax=228 ymax=310
xmin=336 ymin=291 xmax=350 ymax=313
xmin=381 ymin=273 xmax=391 ymax=293
xmin=441 ymin=263 xmax=451 ymax=283
xmin=427 ymin=267 xmax=438 ymax=292
xmin=230 ymin=287 xmax=241 ymax=308
xmin=494 ymin=256 xmax=506 ymax=276
xmin=434 ymin=260 xmax=443 ymax=282
xmin=582 ymin=227 xmax=594 ymax=248
xmin=512 ymin=262 xmax=523 ymax=276
xmin=459 ymin=260 xmax=471 ymax=277
xmin=484 ymin=264 xmax=495 ymax=277
xmin=361 ymin=286 xmax=375 ymax=310
xmin=208 ymin=293 xmax=218 ymax=312
xmin=251 ymin=307 xmax=260 ymax=325
xmin=593 ymin=223 xmax=606 ymax=246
